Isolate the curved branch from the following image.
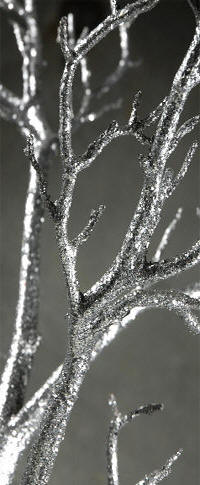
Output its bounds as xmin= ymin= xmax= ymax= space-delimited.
xmin=107 ymin=289 xmax=200 ymax=334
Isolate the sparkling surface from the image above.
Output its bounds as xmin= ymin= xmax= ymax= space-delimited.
xmin=0 ymin=0 xmax=200 ymax=484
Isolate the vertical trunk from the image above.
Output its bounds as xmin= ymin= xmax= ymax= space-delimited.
xmin=20 ymin=354 xmax=89 ymax=485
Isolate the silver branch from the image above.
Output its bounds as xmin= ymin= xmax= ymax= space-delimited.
xmin=106 ymin=394 xmax=182 ymax=485
xmin=0 ymin=0 xmax=199 ymax=484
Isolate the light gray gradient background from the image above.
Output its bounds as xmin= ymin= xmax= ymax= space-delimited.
xmin=0 ymin=0 xmax=199 ymax=483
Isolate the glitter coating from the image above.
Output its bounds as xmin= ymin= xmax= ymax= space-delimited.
xmin=0 ymin=0 xmax=200 ymax=484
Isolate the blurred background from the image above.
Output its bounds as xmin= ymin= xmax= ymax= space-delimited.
xmin=0 ymin=0 xmax=199 ymax=483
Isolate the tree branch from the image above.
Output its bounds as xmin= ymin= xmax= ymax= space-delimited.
xmin=153 ymin=207 xmax=183 ymax=262
xmin=84 ymin=22 xmax=200 ymax=304
xmin=0 ymin=366 xmax=61 ymax=485
xmin=107 ymin=394 xmax=163 ymax=485
xmin=73 ymin=205 xmax=105 ymax=248
xmin=0 ymin=0 xmax=51 ymax=426
xmin=135 ymin=449 xmax=183 ymax=485
xmin=107 ymin=289 xmax=200 ymax=335
xmin=147 ymin=239 xmax=200 ymax=283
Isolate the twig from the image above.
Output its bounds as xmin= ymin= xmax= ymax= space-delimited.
xmin=107 ymin=395 xmax=163 ymax=485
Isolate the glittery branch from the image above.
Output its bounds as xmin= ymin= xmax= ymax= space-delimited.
xmin=59 ymin=0 xmax=159 ymax=161
xmin=0 ymin=366 xmax=61 ymax=485
xmin=74 ymin=1 xmax=159 ymax=60
xmin=77 ymin=115 xmax=152 ymax=172
xmin=142 ymin=98 xmax=167 ymax=126
xmin=106 ymin=395 xmax=163 ymax=485
xmin=175 ymin=114 xmax=200 ymax=141
xmin=167 ymin=142 xmax=198 ymax=196
xmin=135 ymin=449 xmax=183 ymax=485
xmin=0 ymin=166 xmax=43 ymax=427
xmin=85 ymin=23 xmax=200 ymax=304
xmin=77 ymin=120 xmax=121 ymax=170
xmin=147 ymin=239 xmax=200 ymax=283
xmin=73 ymin=205 xmax=105 ymax=248
xmin=25 ymin=135 xmax=58 ymax=219
xmin=167 ymin=115 xmax=200 ymax=159
xmin=187 ymin=0 xmax=200 ymax=21
xmin=97 ymin=3 xmax=134 ymax=99
xmin=20 ymin=355 xmax=90 ymax=485
xmin=78 ymin=57 xmax=92 ymax=118
xmin=1 ymin=0 xmax=200 ymax=483
xmin=109 ymin=289 xmax=200 ymax=334
xmin=15 ymin=1 xmax=41 ymax=103
xmin=57 ymin=16 xmax=74 ymax=60
xmin=153 ymin=207 xmax=183 ymax=262
xmin=128 ymin=90 xmax=142 ymax=126
xmin=0 ymin=0 xmax=51 ymax=431
xmin=149 ymin=22 xmax=200 ymax=170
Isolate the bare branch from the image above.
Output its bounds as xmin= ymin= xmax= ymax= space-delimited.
xmin=147 ymin=239 xmax=200 ymax=285
xmin=77 ymin=115 xmax=152 ymax=172
xmin=25 ymin=135 xmax=58 ymax=219
xmin=136 ymin=449 xmax=183 ymax=485
xmin=149 ymin=22 xmax=200 ymax=170
xmin=167 ymin=142 xmax=198 ymax=196
xmin=108 ymin=289 xmax=200 ymax=335
xmin=167 ymin=115 xmax=200 ymax=159
xmin=85 ymin=24 xmax=200 ymax=303
xmin=57 ymin=16 xmax=74 ymax=60
xmin=0 ymin=167 xmax=42 ymax=425
xmin=73 ymin=205 xmax=105 ymax=248
xmin=1 ymin=0 xmax=199 ymax=482
xmin=20 ymin=354 xmax=90 ymax=485
xmin=78 ymin=57 xmax=92 ymax=118
xmin=187 ymin=0 xmax=200 ymax=21
xmin=59 ymin=0 xmax=159 ymax=162
xmin=0 ymin=366 xmax=61 ymax=484
xmin=128 ymin=90 xmax=142 ymax=126
xmin=175 ymin=114 xmax=200 ymax=141
xmin=97 ymin=4 xmax=134 ymax=99
xmin=142 ymin=98 xmax=167 ymax=126
xmin=0 ymin=0 xmax=52 ymax=429
xmin=107 ymin=395 xmax=163 ymax=485
xmin=153 ymin=207 xmax=183 ymax=262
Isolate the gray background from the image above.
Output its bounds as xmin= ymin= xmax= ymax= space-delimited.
xmin=0 ymin=0 xmax=199 ymax=483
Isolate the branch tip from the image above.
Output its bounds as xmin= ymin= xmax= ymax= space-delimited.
xmin=73 ymin=204 xmax=105 ymax=248
xmin=128 ymin=90 xmax=142 ymax=126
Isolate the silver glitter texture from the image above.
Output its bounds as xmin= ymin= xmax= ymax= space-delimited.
xmin=0 ymin=0 xmax=200 ymax=484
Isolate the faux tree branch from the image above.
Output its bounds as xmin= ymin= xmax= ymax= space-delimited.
xmin=0 ymin=0 xmax=52 ymax=427
xmin=107 ymin=395 xmax=163 ymax=485
xmin=84 ymin=22 xmax=200 ymax=303
xmin=135 ymin=450 xmax=183 ymax=485
xmin=107 ymin=395 xmax=183 ymax=485
xmin=0 ymin=0 xmax=200 ymax=484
